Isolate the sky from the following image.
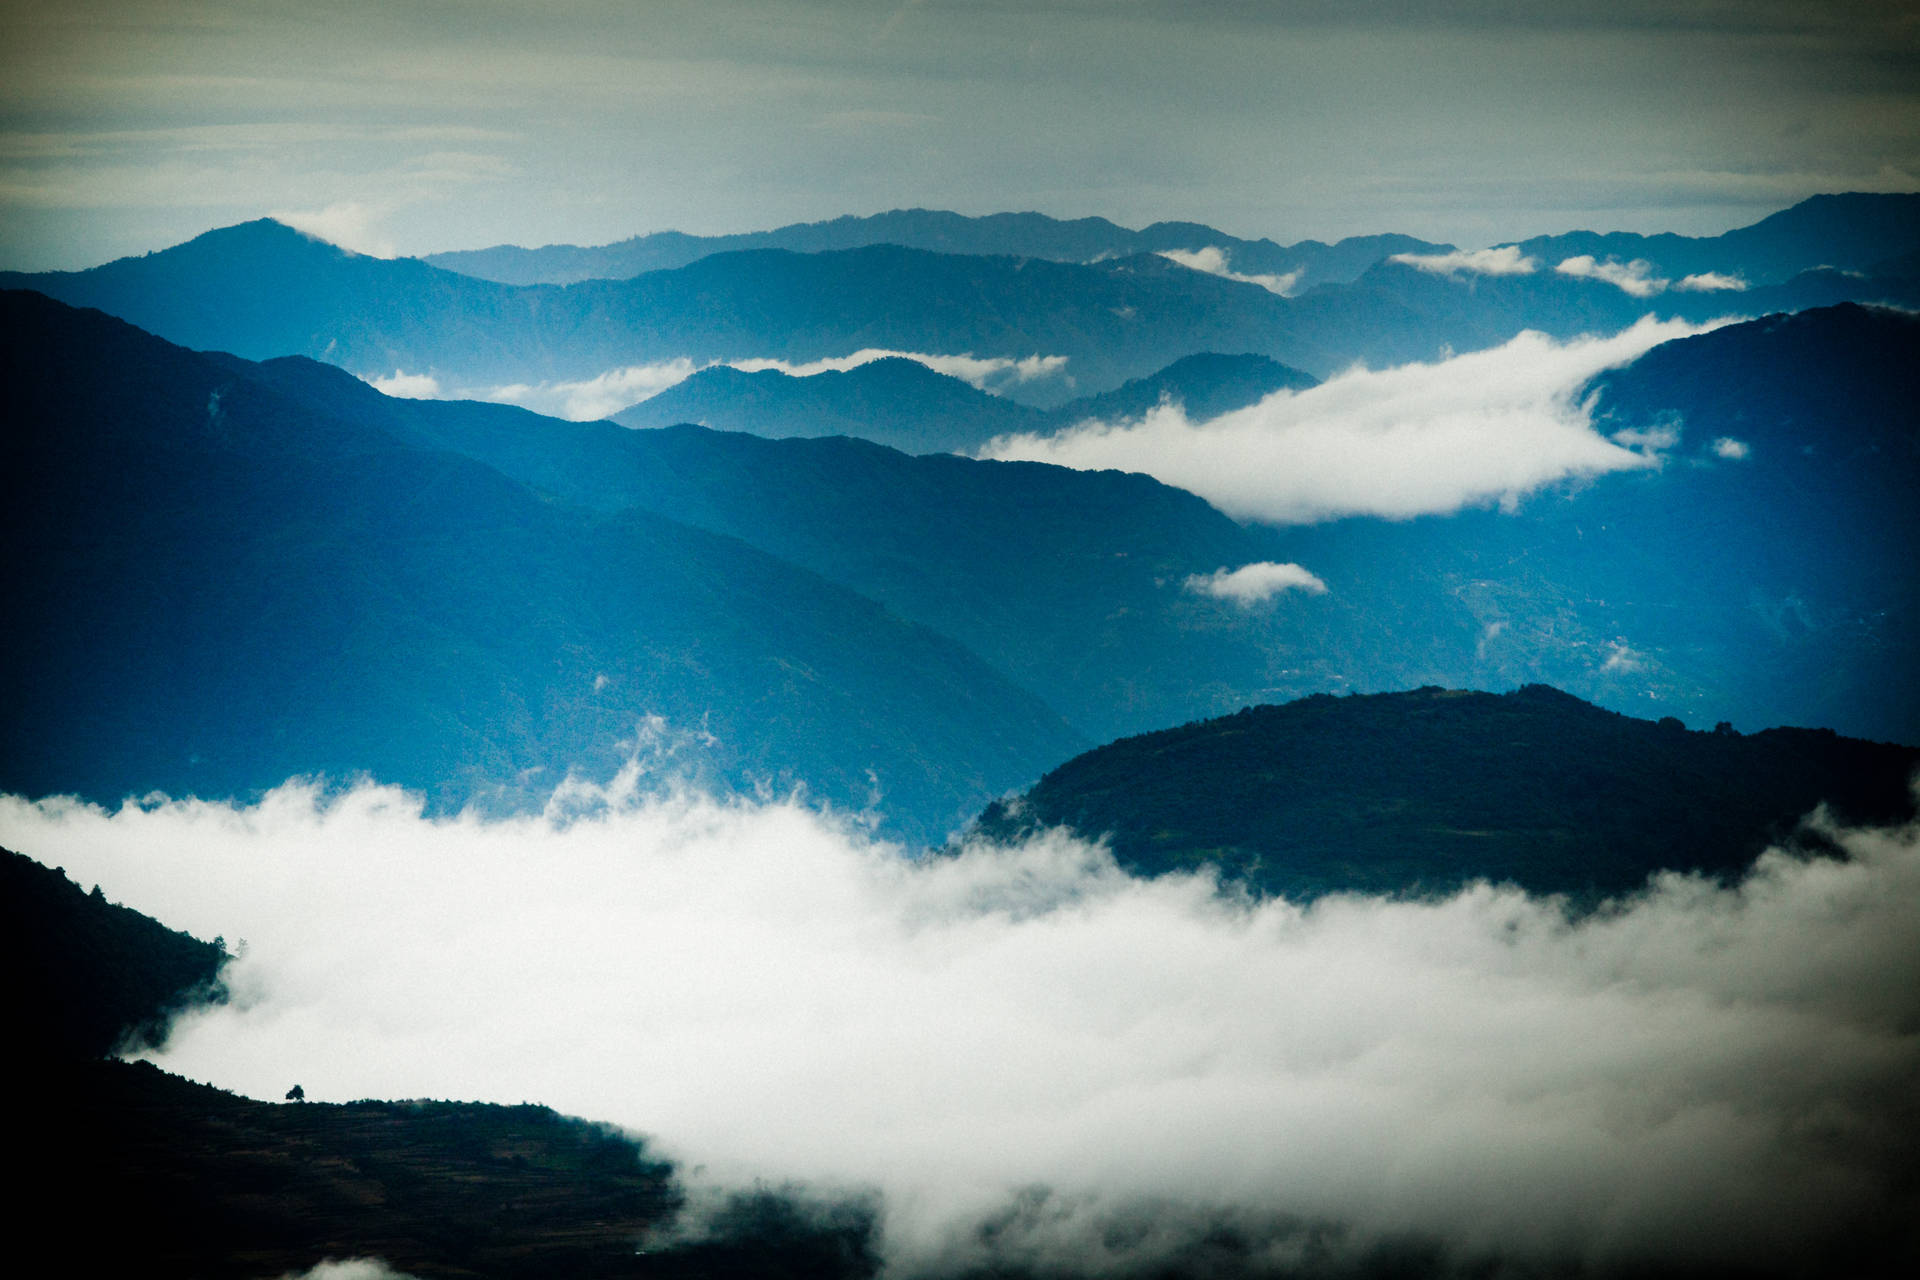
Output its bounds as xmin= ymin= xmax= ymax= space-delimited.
xmin=3 ymin=0 xmax=1917 ymax=270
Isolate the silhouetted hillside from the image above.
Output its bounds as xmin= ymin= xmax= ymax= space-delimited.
xmin=14 ymin=1058 xmax=876 ymax=1280
xmin=971 ymin=686 xmax=1920 ymax=899
xmin=1 ymin=847 xmax=229 ymax=1060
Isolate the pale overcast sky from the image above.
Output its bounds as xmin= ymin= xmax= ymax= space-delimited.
xmin=3 ymin=0 xmax=1916 ymax=269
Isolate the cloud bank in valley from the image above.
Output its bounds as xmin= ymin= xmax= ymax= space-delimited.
xmin=981 ymin=317 xmax=1725 ymax=524
xmin=365 ymin=348 xmax=1072 ymax=419
xmin=4 ymin=774 xmax=1917 ymax=1277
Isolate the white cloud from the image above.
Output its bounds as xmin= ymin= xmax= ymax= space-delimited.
xmin=1712 ymin=436 xmax=1752 ymax=460
xmin=729 ymin=349 xmax=1069 ymax=394
xmin=360 ymin=360 xmax=703 ymax=419
xmin=476 ymin=359 xmax=700 ymax=421
xmin=1554 ymin=254 xmax=1667 ymax=297
xmin=281 ymin=1262 xmax=419 ymax=1280
xmin=270 ymin=202 xmax=397 ymax=259
xmin=1601 ymin=640 xmax=1648 ymax=673
xmin=1184 ymin=561 xmax=1328 ymax=605
xmin=1675 ymin=271 xmax=1748 ymax=292
xmin=1156 ymin=246 xmax=1300 ymax=296
xmin=1388 ymin=245 xmax=1537 ymax=277
xmin=367 ymin=370 xmax=443 ymax=399
xmin=982 ymin=317 xmax=1718 ymax=525
xmin=4 ymin=776 xmax=1918 ymax=1277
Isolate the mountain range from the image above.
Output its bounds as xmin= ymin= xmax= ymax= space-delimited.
xmin=610 ymin=351 xmax=1318 ymax=453
xmin=422 ymin=206 xmax=1450 ymax=290
xmin=7 ymin=194 xmax=1915 ymax=410
xmin=7 ymin=287 xmax=1916 ymax=840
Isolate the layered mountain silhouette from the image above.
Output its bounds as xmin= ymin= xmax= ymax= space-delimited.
xmin=423 ymin=206 xmax=1449 ymax=289
xmin=10 ymin=196 xmax=1914 ymax=410
xmin=1505 ymin=192 xmax=1920 ymax=287
xmin=970 ymin=685 xmax=1920 ymax=900
xmin=0 ymin=291 xmax=1084 ymax=842
xmin=10 ymin=288 xmax=1914 ymax=843
xmin=611 ymin=351 xmax=1318 ymax=453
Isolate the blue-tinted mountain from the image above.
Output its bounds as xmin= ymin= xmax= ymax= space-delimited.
xmin=228 ymin=299 xmax=1920 ymax=754
xmin=423 ymin=206 xmax=1449 ymax=289
xmin=611 ymin=357 xmax=1051 ymax=453
xmin=0 ymin=290 xmax=1084 ymax=842
xmin=970 ymin=685 xmax=1920 ymax=900
xmin=612 ymin=351 xmax=1316 ymax=453
xmin=209 ymin=353 xmax=1323 ymax=749
xmin=1250 ymin=303 xmax=1920 ymax=747
xmin=1505 ymin=191 xmax=1920 ymax=286
xmin=1046 ymin=352 xmax=1319 ymax=427
xmin=10 ymin=215 xmax=1917 ymax=412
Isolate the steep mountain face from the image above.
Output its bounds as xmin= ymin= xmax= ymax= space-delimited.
xmin=970 ymin=686 xmax=1920 ymax=900
xmin=423 ymin=206 xmax=1450 ymax=289
xmin=1 ymin=291 xmax=1084 ymax=842
xmin=612 ymin=351 xmax=1318 ymax=453
xmin=1507 ymin=192 xmax=1920 ymax=286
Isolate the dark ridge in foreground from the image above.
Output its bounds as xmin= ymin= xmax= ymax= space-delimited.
xmin=12 ymin=1059 xmax=877 ymax=1280
xmin=969 ymin=685 xmax=1920 ymax=900
xmin=1 ymin=846 xmax=229 ymax=1060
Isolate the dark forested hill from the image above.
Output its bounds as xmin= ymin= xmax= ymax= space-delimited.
xmin=970 ymin=686 xmax=1920 ymax=900
xmin=0 ymin=291 xmax=1083 ymax=842
xmin=1 ymin=847 xmax=229 ymax=1060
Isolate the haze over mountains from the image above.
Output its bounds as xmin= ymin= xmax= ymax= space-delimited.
xmin=6 ymin=189 xmax=1920 ymax=1279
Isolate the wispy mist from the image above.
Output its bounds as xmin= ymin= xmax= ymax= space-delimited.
xmin=730 ymin=349 xmax=1070 ymax=394
xmin=5 ymin=772 xmax=1916 ymax=1276
xmin=1156 ymin=247 xmax=1300 ymax=296
xmin=981 ymin=317 xmax=1728 ymax=524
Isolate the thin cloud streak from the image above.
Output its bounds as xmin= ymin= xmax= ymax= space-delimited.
xmin=981 ymin=317 xmax=1730 ymax=524
xmin=3 ymin=774 xmax=1917 ymax=1275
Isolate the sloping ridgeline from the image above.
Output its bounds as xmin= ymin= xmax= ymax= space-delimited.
xmin=970 ymin=686 xmax=1920 ymax=901
xmin=4 ymin=847 xmax=877 ymax=1279
xmin=1 ymin=846 xmax=229 ymax=1061
xmin=0 ymin=291 xmax=1083 ymax=844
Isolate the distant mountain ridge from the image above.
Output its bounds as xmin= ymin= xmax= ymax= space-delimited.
xmin=422 ymin=206 xmax=1451 ymax=289
xmin=1505 ymin=192 xmax=1920 ymax=286
xmin=7 ymin=199 xmax=1916 ymax=408
xmin=970 ymin=685 xmax=1920 ymax=900
xmin=612 ymin=351 xmax=1319 ymax=453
